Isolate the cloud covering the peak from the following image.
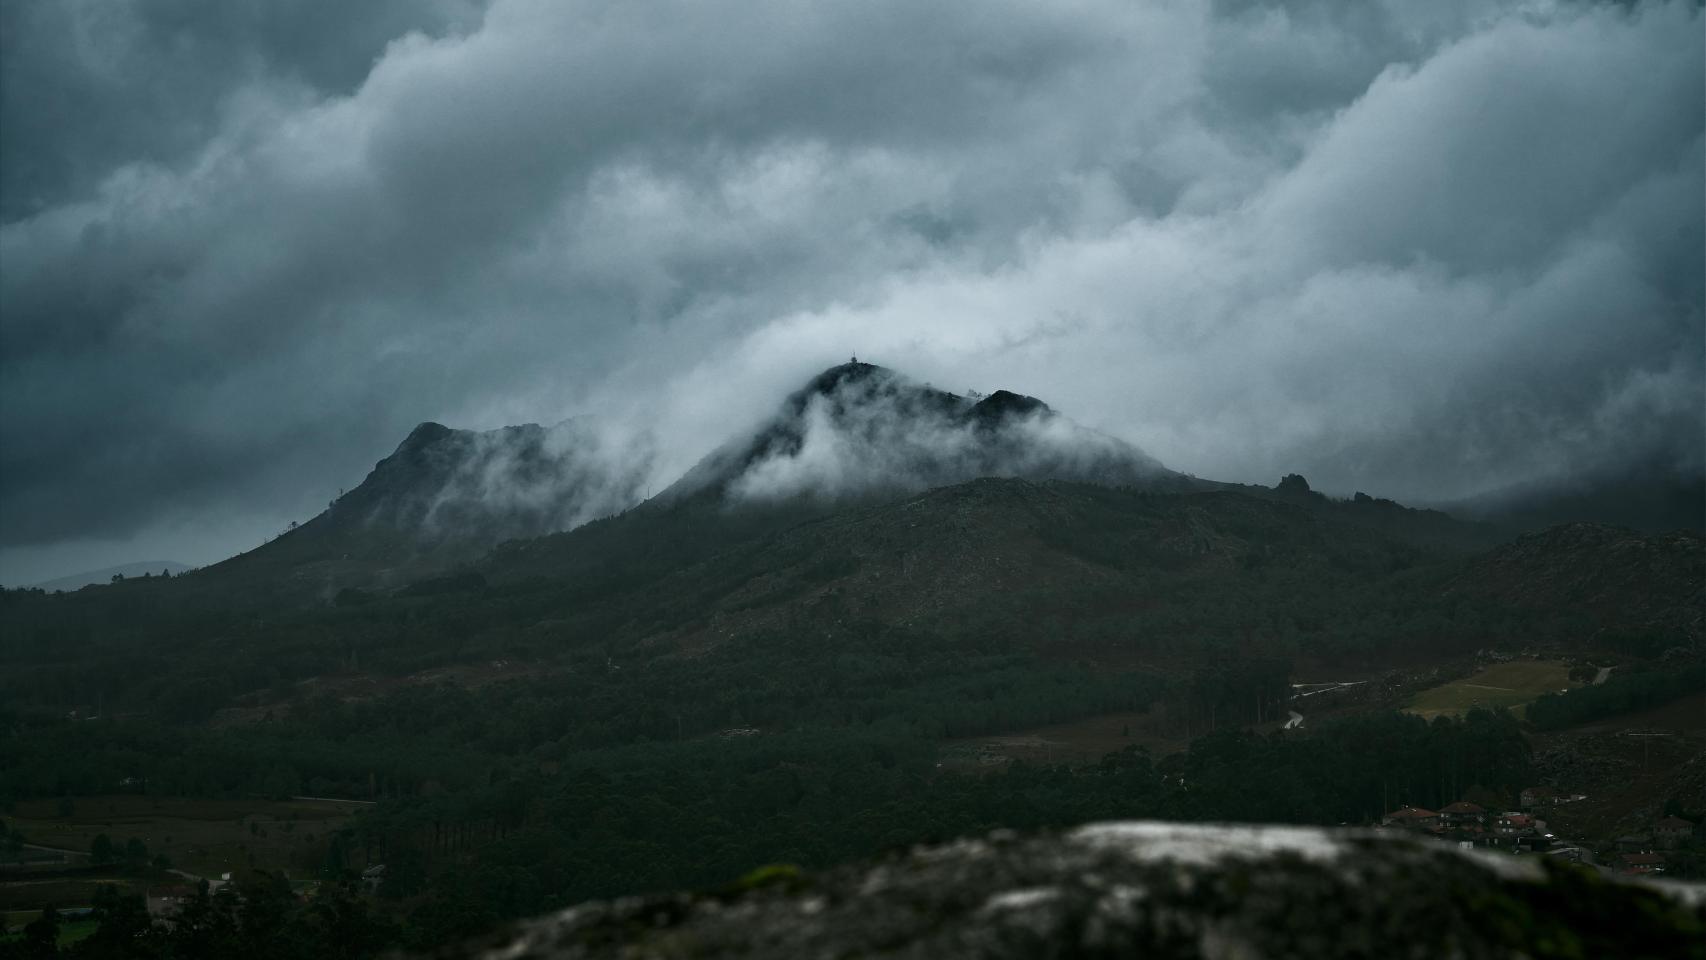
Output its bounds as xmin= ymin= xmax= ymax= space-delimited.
xmin=666 ymin=365 xmax=1176 ymax=506
xmin=1 ymin=0 xmax=1701 ymax=582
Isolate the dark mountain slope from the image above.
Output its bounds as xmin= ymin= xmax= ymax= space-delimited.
xmin=1446 ymin=522 xmax=1705 ymax=643
xmin=549 ymin=479 xmax=1500 ymax=668
xmin=1260 ymin=472 xmax=1500 ymax=552
xmin=5 ymin=477 xmax=1700 ymax=767
xmin=498 ymin=476 xmax=1696 ymax=677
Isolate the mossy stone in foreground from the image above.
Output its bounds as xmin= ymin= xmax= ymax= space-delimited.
xmin=433 ymin=823 xmax=1704 ymax=960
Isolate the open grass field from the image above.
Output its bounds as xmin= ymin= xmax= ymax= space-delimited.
xmin=946 ymin=708 xmax=1187 ymax=769
xmin=57 ymin=919 xmax=98 ymax=945
xmin=0 ymin=915 xmax=99 ymax=945
xmin=5 ymin=795 xmax=361 ymax=881
xmin=1404 ymin=659 xmax=1578 ymax=720
xmin=0 ymin=876 xmax=142 ymax=911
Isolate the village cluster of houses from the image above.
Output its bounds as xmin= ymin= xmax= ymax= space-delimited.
xmin=1380 ymin=786 xmax=1697 ymax=876
xmin=1610 ymin=817 xmax=1699 ymax=876
xmin=1381 ymin=801 xmax=1552 ymax=851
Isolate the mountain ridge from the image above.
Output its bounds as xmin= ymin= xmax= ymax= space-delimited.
xmin=656 ymin=361 xmax=1187 ymax=508
xmin=78 ymin=360 xmax=1693 ymax=608
xmin=30 ymin=560 xmax=191 ymax=592
xmin=189 ymin=361 xmax=1199 ymax=595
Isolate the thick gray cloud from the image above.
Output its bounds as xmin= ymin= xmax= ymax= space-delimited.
xmin=0 ymin=0 xmax=489 ymax=220
xmin=1 ymin=0 xmax=1700 ymax=583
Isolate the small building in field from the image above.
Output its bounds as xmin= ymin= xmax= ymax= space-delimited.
xmin=1654 ymin=817 xmax=1696 ymax=849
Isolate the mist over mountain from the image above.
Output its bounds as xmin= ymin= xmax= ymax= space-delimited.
xmin=194 ymin=416 xmax=651 ymax=593
xmin=176 ymin=362 xmax=1193 ymax=593
xmin=1441 ymin=453 xmax=1706 ymax=536
xmin=661 ymin=362 xmax=1192 ymax=508
xmin=134 ymin=360 xmax=1695 ymax=597
xmin=325 ymin=418 xmax=651 ymax=543
xmin=2 ymin=4 xmax=1702 ymax=958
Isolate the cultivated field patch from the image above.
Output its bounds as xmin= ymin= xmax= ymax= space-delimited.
xmin=947 ymin=708 xmax=1186 ymax=769
xmin=1404 ymin=660 xmax=1578 ymax=719
xmin=5 ymin=795 xmax=360 ymax=881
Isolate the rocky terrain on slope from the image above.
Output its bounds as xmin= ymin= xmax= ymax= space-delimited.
xmin=436 ymin=822 xmax=1705 ymax=959
xmin=1447 ymin=522 xmax=1706 ymax=642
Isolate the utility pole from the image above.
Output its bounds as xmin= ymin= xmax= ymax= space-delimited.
xmin=1626 ymin=732 xmax=1669 ymax=774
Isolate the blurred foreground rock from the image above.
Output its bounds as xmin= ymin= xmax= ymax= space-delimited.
xmin=435 ymin=822 xmax=1704 ymax=959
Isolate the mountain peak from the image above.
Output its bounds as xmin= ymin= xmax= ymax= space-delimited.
xmin=970 ymin=389 xmax=1051 ymax=423
xmin=659 ymin=362 xmax=1178 ymax=505
xmin=400 ymin=421 xmax=454 ymax=451
xmin=204 ymin=416 xmax=651 ymax=594
xmin=800 ymin=360 xmax=890 ymax=396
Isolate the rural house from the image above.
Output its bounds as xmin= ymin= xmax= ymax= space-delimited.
xmin=1439 ymin=801 xmax=1487 ymax=827
xmin=1495 ymin=814 xmax=1540 ymax=837
xmin=1655 ymin=816 xmax=1696 ymax=848
xmin=1615 ymin=834 xmax=1653 ymax=853
xmin=1381 ymin=807 xmax=1440 ymax=831
xmin=1618 ymin=851 xmax=1667 ymax=876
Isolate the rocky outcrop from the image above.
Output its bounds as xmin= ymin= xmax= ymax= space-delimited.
xmin=435 ymin=822 xmax=1704 ymax=959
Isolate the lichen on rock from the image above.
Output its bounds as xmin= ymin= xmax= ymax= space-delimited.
xmin=434 ymin=822 xmax=1705 ymax=960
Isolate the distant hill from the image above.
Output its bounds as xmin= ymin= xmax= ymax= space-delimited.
xmin=31 ymin=561 xmax=191 ymax=592
xmin=1447 ymin=521 xmax=1705 ymax=644
xmin=1442 ymin=458 xmax=1705 ymax=535
xmin=491 ymin=475 xmax=1524 ymax=669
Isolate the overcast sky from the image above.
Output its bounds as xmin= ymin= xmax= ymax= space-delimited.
xmin=2 ymin=0 xmax=1702 ymax=583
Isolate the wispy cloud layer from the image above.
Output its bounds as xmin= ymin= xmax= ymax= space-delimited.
xmin=1 ymin=0 xmax=1700 ymax=581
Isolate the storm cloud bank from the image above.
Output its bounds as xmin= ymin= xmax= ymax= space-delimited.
xmin=1 ymin=0 xmax=1701 ymax=581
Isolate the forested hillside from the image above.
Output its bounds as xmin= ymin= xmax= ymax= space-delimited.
xmin=2 ymin=471 xmax=1700 ymax=955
